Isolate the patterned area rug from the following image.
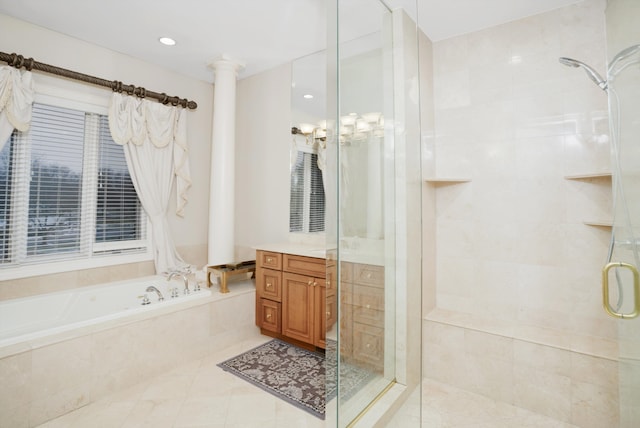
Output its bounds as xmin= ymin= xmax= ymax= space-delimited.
xmin=217 ymin=339 xmax=375 ymax=419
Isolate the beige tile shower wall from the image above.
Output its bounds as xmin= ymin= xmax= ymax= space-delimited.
xmin=431 ymin=0 xmax=615 ymax=345
xmin=0 ymin=290 xmax=259 ymax=428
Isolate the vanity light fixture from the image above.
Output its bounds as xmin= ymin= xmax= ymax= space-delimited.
xmin=292 ymin=112 xmax=384 ymax=148
xmin=159 ymin=37 xmax=176 ymax=46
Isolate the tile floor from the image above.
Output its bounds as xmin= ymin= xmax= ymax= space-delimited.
xmin=37 ymin=337 xmax=578 ymax=428
xmin=37 ymin=336 xmax=324 ymax=428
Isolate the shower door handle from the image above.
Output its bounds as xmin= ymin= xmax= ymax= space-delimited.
xmin=602 ymin=262 xmax=640 ymax=319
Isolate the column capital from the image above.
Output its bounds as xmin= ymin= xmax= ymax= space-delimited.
xmin=207 ymin=54 xmax=245 ymax=78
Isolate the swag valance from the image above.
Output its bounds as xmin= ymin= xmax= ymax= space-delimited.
xmin=0 ymin=66 xmax=33 ymax=148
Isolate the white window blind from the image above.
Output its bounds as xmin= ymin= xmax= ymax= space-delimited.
xmin=289 ymin=151 xmax=325 ymax=233
xmin=0 ymin=101 xmax=147 ymax=269
xmin=94 ymin=116 xmax=145 ymax=250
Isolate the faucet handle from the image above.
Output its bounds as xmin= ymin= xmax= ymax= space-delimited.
xmin=140 ymin=294 xmax=150 ymax=305
xmin=171 ymin=287 xmax=179 ymax=298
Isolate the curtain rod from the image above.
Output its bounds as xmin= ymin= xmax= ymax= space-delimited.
xmin=0 ymin=51 xmax=198 ymax=110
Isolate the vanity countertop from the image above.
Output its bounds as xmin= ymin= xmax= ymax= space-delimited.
xmin=253 ymin=242 xmax=327 ymax=259
xmin=254 ymin=242 xmax=385 ymax=266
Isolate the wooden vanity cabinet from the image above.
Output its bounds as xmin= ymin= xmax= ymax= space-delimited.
xmin=255 ymin=250 xmax=334 ymax=349
xmin=255 ymin=251 xmax=283 ymax=334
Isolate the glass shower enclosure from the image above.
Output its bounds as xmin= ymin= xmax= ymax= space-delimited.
xmin=325 ymin=0 xmax=422 ymax=426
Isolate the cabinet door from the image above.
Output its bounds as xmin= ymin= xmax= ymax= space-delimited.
xmin=314 ymin=282 xmax=337 ymax=349
xmin=282 ymin=272 xmax=315 ymax=344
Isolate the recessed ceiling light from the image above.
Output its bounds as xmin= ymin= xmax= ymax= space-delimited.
xmin=159 ymin=37 xmax=176 ymax=46
xmin=303 ymin=94 xmax=314 ymax=99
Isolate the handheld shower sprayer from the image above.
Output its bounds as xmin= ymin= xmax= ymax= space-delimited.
xmin=608 ymin=44 xmax=640 ymax=71
xmin=558 ymin=57 xmax=608 ymax=91
xmin=559 ymin=44 xmax=640 ymax=92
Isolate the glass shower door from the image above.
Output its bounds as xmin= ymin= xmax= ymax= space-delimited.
xmin=605 ymin=1 xmax=640 ymax=426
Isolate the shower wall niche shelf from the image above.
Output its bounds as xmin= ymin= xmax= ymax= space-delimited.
xmin=564 ymin=172 xmax=612 ymax=180
xmin=424 ymin=178 xmax=472 ymax=184
xmin=583 ymin=220 xmax=613 ymax=227
xmin=563 ymin=172 xmax=613 ymax=228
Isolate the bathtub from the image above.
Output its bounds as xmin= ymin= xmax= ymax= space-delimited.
xmin=0 ymin=275 xmax=212 ymax=349
xmin=1 ymin=275 xmax=258 ymax=427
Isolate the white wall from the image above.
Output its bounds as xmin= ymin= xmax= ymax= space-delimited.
xmin=234 ymin=63 xmax=292 ymax=262
xmin=0 ymin=14 xmax=213 ymax=297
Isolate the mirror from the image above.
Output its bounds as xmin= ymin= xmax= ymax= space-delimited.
xmin=290 ymin=44 xmax=385 ymax=240
xmin=290 ymin=50 xmax=327 ymax=234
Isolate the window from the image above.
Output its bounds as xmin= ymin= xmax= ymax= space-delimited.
xmin=0 ymin=101 xmax=147 ymax=272
xmin=289 ymin=151 xmax=325 ymax=233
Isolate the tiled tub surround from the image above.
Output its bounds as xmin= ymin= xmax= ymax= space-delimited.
xmin=0 ymin=278 xmax=258 ymax=428
xmin=0 ymin=276 xmax=212 ymax=348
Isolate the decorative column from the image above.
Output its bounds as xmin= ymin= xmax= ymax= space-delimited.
xmin=207 ymin=55 xmax=244 ymax=266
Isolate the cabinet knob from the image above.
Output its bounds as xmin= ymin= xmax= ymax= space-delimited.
xmin=326 ymin=311 xmax=331 ymax=318
xmin=327 ymin=280 xmax=331 ymax=286
xmin=266 ymin=313 xmax=272 ymax=319
xmin=366 ymin=304 xmax=371 ymax=309
xmin=266 ymin=282 xmax=272 ymax=289
xmin=366 ymin=343 xmax=371 ymax=349
xmin=308 ymin=280 xmax=313 ymax=286
xmin=366 ymin=273 xmax=372 ymax=279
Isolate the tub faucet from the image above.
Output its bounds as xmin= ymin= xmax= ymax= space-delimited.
xmin=167 ymin=271 xmax=190 ymax=294
xmin=145 ymin=285 xmax=164 ymax=302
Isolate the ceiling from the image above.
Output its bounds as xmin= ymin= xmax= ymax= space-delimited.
xmin=0 ymin=0 xmax=581 ymax=84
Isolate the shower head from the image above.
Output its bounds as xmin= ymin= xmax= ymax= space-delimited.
xmin=559 ymin=57 xmax=608 ymax=91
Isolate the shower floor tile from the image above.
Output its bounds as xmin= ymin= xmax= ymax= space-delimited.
xmin=387 ymin=378 xmax=580 ymax=428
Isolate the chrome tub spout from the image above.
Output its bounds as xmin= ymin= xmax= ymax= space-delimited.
xmin=167 ymin=271 xmax=190 ymax=294
xmin=145 ymin=285 xmax=164 ymax=302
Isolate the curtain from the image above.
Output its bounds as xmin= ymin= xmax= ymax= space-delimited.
xmin=108 ymin=93 xmax=192 ymax=273
xmin=0 ymin=66 xmax=34 ymax=149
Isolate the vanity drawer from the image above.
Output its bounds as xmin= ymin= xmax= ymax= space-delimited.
xmin=257 ymin=250 xmax=282 ymax=270
xmin=283 ymin=254 xmax=325 ymax=278
xmin=353 ymin=263 xmax=384 ymax=288
xmin=353 ymin=323 xmax=384 ymax=370
xmin=353 ymin=284 xmax=384 ymax=327
xmin=256 ymin=267 xmax=282 ymax=302
xmin=258 ymin=298 xmax=281 ymax=334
